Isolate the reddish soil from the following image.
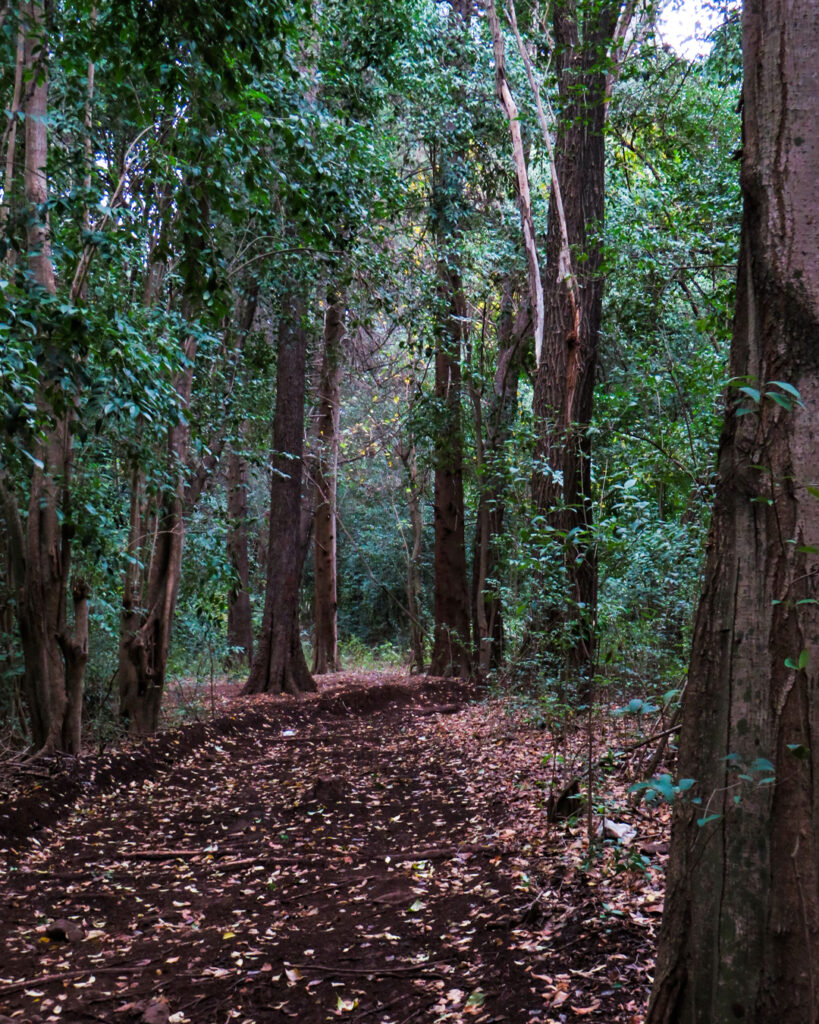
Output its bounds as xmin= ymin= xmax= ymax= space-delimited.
xmin=0 ymin=675 xmax=662 ymax=1024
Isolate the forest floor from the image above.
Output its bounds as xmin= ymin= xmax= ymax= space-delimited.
xmin=0 ymin=673 xmax=671 ymax=1024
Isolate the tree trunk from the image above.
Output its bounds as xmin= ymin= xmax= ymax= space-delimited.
xmin=472 ymin=279 xmax=528 ymax=673
xmin=647 ymin=1 xmax=819 ymax=1019
xmin=119 ymin=339 xmax=195 ymax=735
xmin=18 ymin=428 xmax=70 ymax=753
xmin=58 ymin=579 xmax=90 ymax=754
xmin=117 ymin=193 xmax=242 ymax=732
xmin=244 ymin=290 xmax=316 ymax=696
xmin=530 ymin=0 xmax=618 ymax=690
xmin=9 ymin=1 xmax=86 ymax=754
xmin=398 ymin=441 xmax=426 ymax=675
xmin=428 ymin=0 xmax=472 ymax=679
xmin=311 ymin=292 xmax=344 ymax=674
xmin=226 ymin=447 xmax=254 ymax=669
xmin=429 ymin=255 xmax=472 ymax=678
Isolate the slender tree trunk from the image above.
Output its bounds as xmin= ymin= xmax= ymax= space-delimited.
xmin=648 ymin=1 xmax=819 ymax=1019
xmin=226 ymin=447 xmax=254 ymax=668
xmin=428 ymin=0 xmax=472 ymax=679
xmin=0 ymin=21 xmax=24 ymax=234
xmin=119 ymin=338 xmax=195 ymax=735
xmin=311 ymin=292 xmax=344 ymax=674
xmin=117 ymin=192 xmax=240 ymax=733
xmin=472 ymin=279 xmax=528 ymax=672
xmin=530 ymin=0 xmax=618 ymax=690
xmin=244 ymin=291 xmax=316 ymax=696
xmin=429 ymin=255 xmax=472 ymax=678
xmin=398 ymin=441 xmax=426 ymax=675
xmin=58 ymin=579 xmax=90 ymax=753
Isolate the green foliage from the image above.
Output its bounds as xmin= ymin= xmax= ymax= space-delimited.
xmin=0 ymin=0 xmax=747 ymax=744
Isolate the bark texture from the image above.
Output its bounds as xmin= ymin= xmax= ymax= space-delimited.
xmin=648 ymin=1 xmax=819 ymax=1019
xmin=118 ymin=335 xmax=195 ymax=736
xmin=530 ymin=0 xmax=618 ymax=685
xmin=429 ymin=255 xmax=472 ymax=678
xmin=472 ymin=280 xmax=528 ymax=672
xmin=226 ymin=447 xmax=254 ymax=668
xmin=311 ymin=293 xmax=344 ymax=675
xmin=397 ymin=440 xmax=426 ymax=675
xmin=244 ymin=292 xmax=316 ymax=696
xmin=428 ymin=0 xmax=472 ymax=680
xmin=5 ymin=2 xmax=86 ymax=753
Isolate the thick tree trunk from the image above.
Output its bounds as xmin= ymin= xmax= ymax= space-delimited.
xmin=226 ymin=447 xmax=254 ymax=668
xmin=311 ymin=292 xmax=344 ymax=675
xmin=530 ymin=0 xmax=618 ymax=690
xmin=647 ymin=2 xmax=819 ymax=1020
xmin=244 ymin=291 xmax=316 ymax=696
xmin=9 ymin=1 xmax=87 ymax=754
xmin=19 ymin=428 xmax=70 ymax=752
xmin=472 ymin=280 xmax=528 ymax=673
xmin=429 ymin=257 xmax=472 ymax=678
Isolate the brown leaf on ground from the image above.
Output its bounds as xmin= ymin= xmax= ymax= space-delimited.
xmin=0 ymin=672 xmax=668 ymax=1023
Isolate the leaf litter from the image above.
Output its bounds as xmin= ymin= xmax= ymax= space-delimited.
xmin=0 ymin=673 xmax=669 ymax=1022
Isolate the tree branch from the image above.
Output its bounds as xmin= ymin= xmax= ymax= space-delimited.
xmin=485 ymin=0 xmax=544 ymax=365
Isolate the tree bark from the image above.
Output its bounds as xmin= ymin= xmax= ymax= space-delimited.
xmin=485 ymin=0 xmax=543 ymax=361
xmin=7 ymin=1 xmax=87 ymax=754
xmin=647 ymin=1 xmax=819 ymax=1019
xmin=472 ymin=279 xmax=528 ymax=673
xmin=530 ymin=0 xmax=618 ymax=690
xmin=244 ymin=290 xmax=317 ymax=696
xmin=311 ymin=292 xmax=344 ymax=675
xmin=226 ymin=446 xmax=254 ymax=668
xmin=117 ymin=198 xmax=252 ymax=733
xmin=397 ymin=440 xmax=426 ymax=675
xmin=118 ymin=343 xmax=193 ymax=735
xmin=429 ymin=255 xmax=472 ymax=678
xmin=428 ymin=0 xmax=472 ymax=680
xmin=58 ymin=579 xmax=90 ymax=754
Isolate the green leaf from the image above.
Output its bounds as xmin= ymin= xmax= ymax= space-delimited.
xmin=738 ymin=386 xmax=761 ymax=403
xmin=654 ymin=774 xmax=676 ymax=802
xmin=764 ymin=391 xmax=793 ymax=411
xmin=750 ymin=757 xmax=775 ymax=773
xmin=697 ymin=813 xmax=722 ymax=827
xmin=798 ymin=649 xmax=810 ymax=670
xmin=769 ymin=380 xmax=804 ymax=406
xmin=787 ymin=743 xmax=810 ymax=760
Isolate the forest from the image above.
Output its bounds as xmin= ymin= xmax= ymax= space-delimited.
xmin=1 ymin=0 xmax=817 ymax=1021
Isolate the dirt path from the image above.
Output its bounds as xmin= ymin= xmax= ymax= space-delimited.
xmin=0 ymin=677 xmax=657 ymax=1023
